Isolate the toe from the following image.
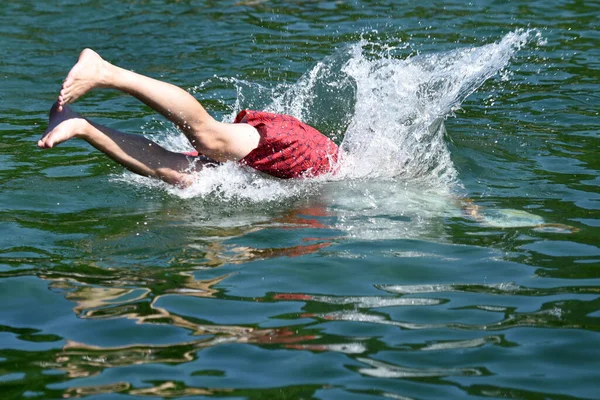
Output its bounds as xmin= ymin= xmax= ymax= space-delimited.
xmin=38 ymin=138 xmax=50 ymax=148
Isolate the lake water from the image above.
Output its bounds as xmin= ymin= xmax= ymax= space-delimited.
xmin=1 ymin=1 xmax=599 ymax=399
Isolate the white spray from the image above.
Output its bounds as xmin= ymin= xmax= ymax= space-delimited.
xmin=118 ymin=30 xmax=540 ymax=233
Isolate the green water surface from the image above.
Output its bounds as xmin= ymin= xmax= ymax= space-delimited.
xmin=1 ymin=1 xmax=599 ymax=399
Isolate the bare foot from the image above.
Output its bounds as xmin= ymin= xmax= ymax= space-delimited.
xmin=57 ymin=49 xmax=110 ymax=111
xmin=38 ymin=103 xmax=89 ymax=149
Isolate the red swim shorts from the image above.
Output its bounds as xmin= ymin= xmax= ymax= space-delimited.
xmin=235 ymin=110 xmax=338 ymax=179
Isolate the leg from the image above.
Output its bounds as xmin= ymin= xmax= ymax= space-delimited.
xmin=57 ymin=49 xmax=259 ymax=163
xmin=39 ymin=103 xmax=204 ymax=187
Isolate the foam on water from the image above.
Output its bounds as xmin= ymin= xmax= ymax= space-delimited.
xmin=121 ymin=30 xmax=542 ymax=231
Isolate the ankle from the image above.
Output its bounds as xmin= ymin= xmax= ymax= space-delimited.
xmin=106 ymin=64 xmax=130 ymax=90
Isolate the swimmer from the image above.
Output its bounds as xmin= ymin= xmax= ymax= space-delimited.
xmin=39 ymin=49 xmax=339 ymax=187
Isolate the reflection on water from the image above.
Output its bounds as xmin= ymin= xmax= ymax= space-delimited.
xmin=355 ymin=356 xmax=486 ymax=378
xmin=62 ymin=380 xmax=232 ymax=398
xmin=19 ymin=249 xmax=597 ymax=396
xmin=0 ymin=173 xmax=592 ymax=398
xmin=1 ymin=164 xmax=593 ymax=398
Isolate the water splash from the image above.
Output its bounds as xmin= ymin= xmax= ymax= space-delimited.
xmin=279 ymin=29 xmax=535 ymax=185
xmin=127 ymin=30 xmax=537 ymax=209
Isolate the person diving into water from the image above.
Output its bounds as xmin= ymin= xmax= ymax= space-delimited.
xmin=39 ymin=49 xmax=339 ymax=187
xmin=40 ymin=46 xmax=569 ymax=231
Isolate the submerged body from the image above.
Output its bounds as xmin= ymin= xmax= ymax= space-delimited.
xmin=39 ymin=49 xmax=338 ymax=186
